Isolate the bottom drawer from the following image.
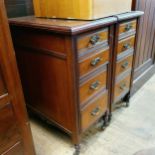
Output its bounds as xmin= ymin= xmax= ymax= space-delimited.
xmin=114 ymin=74 xmax=131 ymax=102
xmin=81 ymin=91 xmax=108 ymax=131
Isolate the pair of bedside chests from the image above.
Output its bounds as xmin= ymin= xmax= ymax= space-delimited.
xmin=9 ymin=11 xmax=143 ymax=155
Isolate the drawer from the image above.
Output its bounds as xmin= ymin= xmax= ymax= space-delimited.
xmin=116 ymin=54 xmax=133 ymax=77
xmin=0 ymin=103 xmax=21 ymax=154
xmin=114 ymin=74 xmax=131 ymax=101
xmin=80 ymin=70 xmax=107 ymax=104
xmin=79 ymin=48 xmax=109 ymax=77
xmin=117 ymin=36 xmax=135 ymax=55
xmin=81 ymin=91 xmax=108 ymax=131
xmin=119 ymin=20 xmax=137 ymax=36
xmin=77 ymin=29 xmax=108 ymax=53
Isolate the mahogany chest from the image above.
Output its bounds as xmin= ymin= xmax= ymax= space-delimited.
xmin=9 ymin=11 xmax=143 ymax=155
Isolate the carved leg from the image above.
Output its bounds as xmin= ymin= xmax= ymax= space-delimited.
xmin=123 ymin=92 xmax=131 ymax=107
xmin=73 ymin=144 xmax=80 ymax=155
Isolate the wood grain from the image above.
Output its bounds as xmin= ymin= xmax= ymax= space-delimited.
xmin=114 ymin=74 xmax=131 ymax=101
xmin=33 ymin=0 xmax=132 ymax=20
xmin=117 ymin=35 xmax=135 ymax=55
xmin=80 ymin=70 xmax=107 ymax=104
xmin=134 ymin=0 xmax=155 ymax=80
xmin=81 ymin=91 xmax=108 ymax=131
xmin=79 ymin=48 xmax=109 ymax=76
xmin=119 ymin=20 xmax=137 ymax=36
xmin=77 ymin=29 xmax=108 ymax=52
xmin=116 ymin=54 xmax=133 ymax=77
xmin=0 ymin=1 xmax=35 ymax=154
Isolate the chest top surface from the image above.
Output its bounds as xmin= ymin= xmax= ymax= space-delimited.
xmin=9 ymin=11 xmax=143 ymax=35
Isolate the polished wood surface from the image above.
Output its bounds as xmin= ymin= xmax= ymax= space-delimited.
xmin=9 ymin=11 xmax=143 ymax=153
xmin=3 ymin=142 xmax=24 ymax=155
xmin=80 ymin=70 xmax=107 ymax=104
xmin=111 ymin=12 xmax=143 ymax=110
xmin=117 ymin=35 xmax=135 ymax=55
xmin=133 ymin=0 xmax=155 ymax=80
xmin=119 ymin=20 xmax=137 ymax=36
xmin=9 ymin=15 xmax=117 ymax=35
xmin=33 ymin=0 xmax=132 ymax=20
xmin=116 ymin=54 xmax=133 ymax=77
xmin=81 ymin=91 xmax=108 ymax=131
xmin=77 ymin=29 xmax=108 ymax=52
xmin=0 ymin=0 xmax=35 ymax=154
xmin=0 ymin=104 xmax=21 ymax=154
xmin=79 ymin=48 xmax=109 ymax=76
xmin=114 ymin=74 xmax=131 ymax=101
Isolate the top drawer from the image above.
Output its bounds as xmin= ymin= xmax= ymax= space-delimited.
xmin=77 ymin=28 xmax=108 ymax=55
xmin=119 ymin=20 xmax=137 ymax=37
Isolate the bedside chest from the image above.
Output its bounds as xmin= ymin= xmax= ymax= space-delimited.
xmin=111 ymin=12 xmax=143 ymax=111
xmin=9 ymin=11 xmax=143 ymax=155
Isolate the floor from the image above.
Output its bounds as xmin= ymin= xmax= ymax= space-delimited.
xmin=30 ymin=74 xmax=155 ymax=155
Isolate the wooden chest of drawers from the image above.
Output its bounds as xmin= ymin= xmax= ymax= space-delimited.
xmin=9 ymin=11 xmax=143 ymax=154
xmin=111 ymin=14 xmax=142 ymax=110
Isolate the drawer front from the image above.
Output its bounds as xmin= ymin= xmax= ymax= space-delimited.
xmin=116 ymin=54 xmax=133 ymax=77
xmin=119 ymin=20 xmax=137 ymax=36
xmin=77 ymin=29 xmax=108 ymax=53
xmin=80 ymin=70 xmax=107 ymax=104
xmin=117 ymin=36 xmax=135 ymax=55
xmin=81 ymin=92 xmax=108 ymax=131
xmin=114 ymin=74 xmax=131 ymax=101
xmin=0 ymin=104 xmax=21 ymax=154
xmin=79 ymin=48 xmax=109 ymax=77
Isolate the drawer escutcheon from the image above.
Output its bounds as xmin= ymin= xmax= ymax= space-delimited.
xmin=125 ymin=24 xmax=133 ymax=31
xmin=91 ymin=107 xmax=100 ymax=116
xmin=90 ymin=80 xmax=101 ymax=90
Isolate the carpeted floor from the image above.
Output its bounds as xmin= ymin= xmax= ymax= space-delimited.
xmin=30 ymin=74 xmax=155 ymax=155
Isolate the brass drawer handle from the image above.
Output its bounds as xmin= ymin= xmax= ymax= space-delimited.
xmin=120 ymin=83 xmax=127 ymax=90
xmin=91 ymin=107 xmax=100 ymax=116
xmin=125 ymin=24 xmax=133 ymax=31
xmin=91 ymin=57 xmax=102 ymax=66
xmin=123 ymin=43 xmax=131 ymax=50
xmin=90 ymin=80 xmax=101 ymax=90
xmin=121 ymin=61 xmax=129 ymax=69
xmin=89 ymin=34 xmax=100 ymax=47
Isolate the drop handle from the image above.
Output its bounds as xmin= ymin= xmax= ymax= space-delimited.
xmin=91 ymin=57 xmax=102 ymax=66
xmin=123 ymin=43 xmax=131 ymax=50
xmin=121 ymin=61 xmax=129 ymax=69
xmin=120 ymin=83 xmax=127 ymax=90
xmin=91 ymin=107 xmax=100 ymax=116
xmin=125 ymin=24 xmax=133 ymax=31
xmin=90 ymin=80 xmax=101 ymax=90
xmin=89 ymin=34 xmax=100 ymax=47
